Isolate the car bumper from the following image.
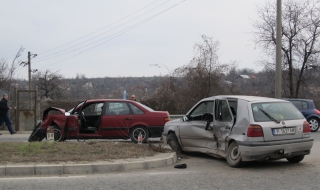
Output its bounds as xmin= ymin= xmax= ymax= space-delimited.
xmin=148 ymin=126 xmax=164 ymax=138
xmin=28 ymin=122 xmax=46 ymax=142
xmin=238 ymin=138 xmax=314 ymax=161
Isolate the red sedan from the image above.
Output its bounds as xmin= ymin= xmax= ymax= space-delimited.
xmin=28 ymin=99 xmax=170 ymax=143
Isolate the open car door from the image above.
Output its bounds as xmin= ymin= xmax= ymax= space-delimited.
xmin=212 ymin=98 xmax=235 ymax=153
xmin=65 ymin=100 xmax=86 ymax=138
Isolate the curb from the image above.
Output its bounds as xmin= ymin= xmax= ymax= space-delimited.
xmin=0 ymin=153 xmax=177 ymax=176
xmin=0 ymin=131 xmax=32 ymax=134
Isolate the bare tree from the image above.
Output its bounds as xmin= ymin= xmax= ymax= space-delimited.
xmin=0 ymin=46 xmax=24 ymax=89
xmin=253 ymin=0 xmax=320 ymax=98
xmin=33 ymin=70 xmax=64 ymax=99
xmin=143 ymin=35 xmax=233 ymax=114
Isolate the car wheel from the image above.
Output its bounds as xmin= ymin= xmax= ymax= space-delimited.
xmin=130 ymin=126 xmax=148 ymax=143
xmin=53 ymin=125 xmax=63 ymax=142
xmin=226 ymin=141 xmax=244 ymax=168
xmin=308 ymin=117 xmax=320 ymax=132
xmin=167 ymin=133 xmax=183 ymax=154
xmin=286 ymin=155 xmax=305 ymax=163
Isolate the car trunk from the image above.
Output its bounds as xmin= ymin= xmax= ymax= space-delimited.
xmin=260 ymin=119 xmax=305 ymax=141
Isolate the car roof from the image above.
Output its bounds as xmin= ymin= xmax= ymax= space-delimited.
xmin=283 ymin=98 xmax=314 ymax=102
xmin=202 ymin=95 xmax=286 ymax=103
xmin=84 ymin=99 xmax=135 ymax=103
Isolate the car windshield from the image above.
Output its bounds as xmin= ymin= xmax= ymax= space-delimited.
xmin=252 ymin=102 xmax=304 ymax=122
xmin=67 ymin=102 xmax=84 ymax=114
xmin=135 ymin=102 xmax=154 ymax=111
xmin=67 ymin=108 xmax=74 ymax=113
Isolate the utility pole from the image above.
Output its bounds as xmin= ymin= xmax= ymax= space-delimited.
xmin=275 ymin=0 xmax=282 ymax=98
xmin=28 ymin=52 xmax=31 ymax=90
xmin=21 ymin=52 xmax=37 ymax=90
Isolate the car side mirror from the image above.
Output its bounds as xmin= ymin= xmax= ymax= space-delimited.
xmin=65 ymin=112 xmax=70 ymax=116
xmin=182 ymin=115 xmax=189 ymax=122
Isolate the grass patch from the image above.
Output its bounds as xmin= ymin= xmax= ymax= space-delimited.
xmin=0 ymin=141 xmax=172 ymax=165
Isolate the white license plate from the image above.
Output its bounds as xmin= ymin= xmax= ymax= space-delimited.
xmin=272 ymin=127 xmax=296 ymax=135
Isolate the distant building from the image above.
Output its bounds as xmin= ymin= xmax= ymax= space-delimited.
xmin=82 ymin=82 xmax=93 ymax=89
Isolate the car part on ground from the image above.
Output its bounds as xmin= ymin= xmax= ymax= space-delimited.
xmin=174 ymin=163 xmax=187 ymax=169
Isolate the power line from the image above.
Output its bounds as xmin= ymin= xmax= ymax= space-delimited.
xmin=34 ymin=0 xmax=172 ymax=63
xmin=39 ymin=0 xmax=186 ymax=70
xmin=38 ymin=0 xmax=163 ymax=55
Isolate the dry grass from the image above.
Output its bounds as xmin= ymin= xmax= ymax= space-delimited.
xmin=0 ymin=141 xmax=171 ymax=165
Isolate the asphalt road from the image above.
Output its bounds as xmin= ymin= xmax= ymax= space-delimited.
xmin=0 ymin=132 xmax=319 ymax=190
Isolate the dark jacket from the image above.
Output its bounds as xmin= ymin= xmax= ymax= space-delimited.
xmin=0 ymin=98 xmax=9 ymax=116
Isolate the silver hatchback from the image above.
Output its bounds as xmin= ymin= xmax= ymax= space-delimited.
xmin=162 ymin=95 xmax=314 ymax=167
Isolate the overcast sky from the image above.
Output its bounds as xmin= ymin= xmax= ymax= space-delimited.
xmin=0 ymin=0 xmax=269 ymax=79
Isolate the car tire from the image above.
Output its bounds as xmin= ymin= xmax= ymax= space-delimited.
xmin=226 ymin=141 xmax=244 ymax=168
xmin=167 ymin=133 xmax=183 ymax=154
xmin=308 ymin=117 xmax=320 ymax=132
xmin=286 ymin=155 xmax=305 ymax=163
xmin=53 ymin=125 xmax=63 ymax=142
xmin=130 ymin=126 xmax=149 ymax=143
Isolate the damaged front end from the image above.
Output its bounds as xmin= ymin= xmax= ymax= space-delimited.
xmin=28 ymin=121 xmax=46 ymax=142
xmin=42 ymin=107 xmax=66 ymax=120
xmin=28 ymin=107 xmax=67 ymax=142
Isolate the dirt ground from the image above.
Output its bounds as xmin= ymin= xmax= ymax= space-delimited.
xmin=0 ymin=141 xmax=171 ymax=165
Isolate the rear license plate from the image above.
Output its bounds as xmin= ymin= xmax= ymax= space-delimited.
xmin=272 ymin=127 xmax=296 ymax=135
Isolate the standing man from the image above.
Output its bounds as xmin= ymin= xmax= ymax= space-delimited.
xmin=0 ymin=93 xmax=16 ymax=135
xmin=131 ymin=94 xmax=138 ymax=102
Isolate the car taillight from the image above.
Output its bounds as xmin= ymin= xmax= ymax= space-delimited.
xmin=247 ymin=125 xmax=264 ymax=137
xmin=164 ymin=117 xmax=170 ymax=123
xmin=315 ymin=109 xmax=320 ymax=115
xmin=303 ymin=121 xmax=311 ymax=133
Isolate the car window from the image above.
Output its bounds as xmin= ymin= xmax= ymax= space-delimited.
xmin=135 ymin=102 xmax=154 ymax=111
xmin=106 ymin=102 xmax=131 ymax=115
xmin=215 ymin=100 xmax=232 ymax=122
xmin=82 ymin=102 xmax=104 ymax=115
xmin=252 ymin=102 xmax=304 ymax=122
xmin=302 ymin=101 xmax=308 ymax=109
xmin=189 ymin=101 xmax=214 ymax=121
xmin=129 ymin=103 xmax=144 ymax=114
xmin=191 ymin=103 xmax=206 ymax=116
xmin=289 ymin=100 xmax=309 ymax=110
xmin=228 ymin=100 xmax=237 ymax=117
xmin=289 ymin=100 xmax=302 ymax=109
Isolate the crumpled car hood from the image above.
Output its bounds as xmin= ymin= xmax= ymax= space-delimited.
xmin=43 ymin=107 xmax=65 ymax=120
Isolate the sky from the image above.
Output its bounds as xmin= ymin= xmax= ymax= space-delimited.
xmin=0 ymin=0 xmax=269 ymax=79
